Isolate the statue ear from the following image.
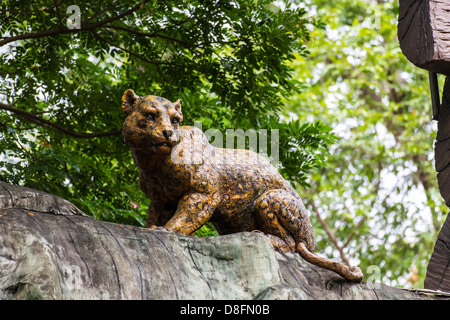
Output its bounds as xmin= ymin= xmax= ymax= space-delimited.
xmin=173 ymin=99 xmax=183 ymax=122
xmin=122 ymin=89 xmax=139 ymax=115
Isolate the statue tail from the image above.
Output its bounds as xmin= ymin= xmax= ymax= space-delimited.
xmin=296 ymin=242 xmax=363 ymax=283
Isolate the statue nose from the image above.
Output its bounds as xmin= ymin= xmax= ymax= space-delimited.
xmin=163 ymin=129 xmax=174 ymax=140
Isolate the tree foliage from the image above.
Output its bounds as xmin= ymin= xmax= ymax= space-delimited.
xmin=0 ymin=1 xmax=335 ymax=226
xmin=284 ymin=0 xmax=447 ymax=287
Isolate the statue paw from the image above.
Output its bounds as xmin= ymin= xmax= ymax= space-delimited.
xmin=348 ymin=266 xmax=364 ymax=282
xmin=148 ymin=225 xmax=169 ymax=232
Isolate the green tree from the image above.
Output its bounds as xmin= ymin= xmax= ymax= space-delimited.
xmin=0 ymin=1 xmax=335 ymax=227
xmin=284 ymin=0 xmax=447 ymax=287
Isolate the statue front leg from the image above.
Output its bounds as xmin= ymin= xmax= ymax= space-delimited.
xmin=164 ymin=192 xmax=220 ymax=235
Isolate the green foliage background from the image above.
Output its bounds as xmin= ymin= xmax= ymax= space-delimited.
xmin=0 ymin=0 xmax=446 ymax=287
xmin=283 ymin=0 xmax=447 ymax=287
xmin=1 ymin=0 xmax=335 ymax=225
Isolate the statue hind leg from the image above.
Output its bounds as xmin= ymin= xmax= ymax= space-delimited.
xmin=254 ymin=189 xmax=363 ymax=282
xmin=254 ymin=189 xmax=314 ymax=251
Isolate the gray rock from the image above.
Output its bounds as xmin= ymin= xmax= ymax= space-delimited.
xmin=0 ymin=181 xmax=444 ymax=300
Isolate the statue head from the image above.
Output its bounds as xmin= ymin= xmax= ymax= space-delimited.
xmin=121 ymin=89 xmax=183 ymax=154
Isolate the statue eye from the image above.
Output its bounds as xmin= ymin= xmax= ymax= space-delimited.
xmin=145 ymin=113 xmax=155 ymax=122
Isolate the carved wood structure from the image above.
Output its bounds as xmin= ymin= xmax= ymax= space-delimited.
xmin=398 ymin=0 xmax=450 ymax=292
xmin=398 ymin=0 xmax=450 ymax=76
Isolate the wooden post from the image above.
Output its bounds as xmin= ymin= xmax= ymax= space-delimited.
xmin=398 ymin=0 xmax=450 ymax=76
xmin=398 ymin=0 xmax=450 ymax=292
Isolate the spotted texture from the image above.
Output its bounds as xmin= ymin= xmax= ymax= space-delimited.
xmin=121 ymin=89 xmax=363 ymax=282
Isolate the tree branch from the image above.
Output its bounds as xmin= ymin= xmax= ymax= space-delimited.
xmin=91 ymin=31 xmax=166 ymax=66
xmin=86 ymin=0 xmax=118 ymax=24
xmin=0 ymin=102 xmax=121 ymax=138
xmin=0 ymin=0 xmax=151 ymax=46
xmin=91 ymin=31 xmax=192 ymax=70
xmin=341 ymin=216 xmax=367 ymax=248
xmin=308 ymin=197 xmax=351 ymax=266
xmin=103 ymin=24 xmax=189 ymax=46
